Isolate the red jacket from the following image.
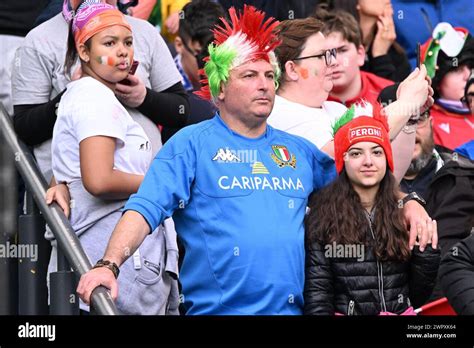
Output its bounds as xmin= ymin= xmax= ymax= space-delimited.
xmin=430 ymin=103 xmax=474 ymax=150
xmin=328 ymin=71 xmax=394 ymax=107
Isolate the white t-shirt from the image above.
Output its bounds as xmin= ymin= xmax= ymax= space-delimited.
xmin=52 ymin=77 xmax=152 ymax=185
xmin=12 ymin=13 xmax=181 ymax=182
xmin=48 ymin=80 xmax=178 ymax=316
xmin=268 ymin=95 xmax=347 ymax=148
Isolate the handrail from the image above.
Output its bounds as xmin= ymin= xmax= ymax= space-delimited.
xmin=0 ymin=103 xmax=119 ymax=315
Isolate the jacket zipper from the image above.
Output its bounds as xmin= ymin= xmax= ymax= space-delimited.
xmin=348 ymin=300 xmax=355 ymax=315
xmin=366 ymin=210 xmax=388 ymax=313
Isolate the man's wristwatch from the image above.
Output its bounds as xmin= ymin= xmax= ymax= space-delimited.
xmin=402 ymin=192 xmax=426 ymax=206
xmin=93 ymin=259 xmax=120 ymax=279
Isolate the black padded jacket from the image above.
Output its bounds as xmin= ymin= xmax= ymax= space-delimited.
xmin=304 ymin=227 xmax=440 ymax=315
xmin=440 ymin=234 xmax=474 ymax=315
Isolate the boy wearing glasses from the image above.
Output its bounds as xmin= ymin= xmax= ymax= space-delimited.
xmin=314 ymin=8 xmax=394 ymax=108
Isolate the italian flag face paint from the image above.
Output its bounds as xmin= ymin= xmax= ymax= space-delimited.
xmin=97 ymin=56 xmax=116 ymax=66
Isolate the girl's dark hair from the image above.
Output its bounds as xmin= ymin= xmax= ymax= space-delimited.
xmin=64 ymin=0 xmax=90 ymax=76
xmin=305 ymin=168 xmax=410 ymax=262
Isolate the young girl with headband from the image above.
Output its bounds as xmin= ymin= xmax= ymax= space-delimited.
xmin=304 ymin=105 xmax=440 ymax=315
xmin=48 ymin=1 xmax=179 ymax=314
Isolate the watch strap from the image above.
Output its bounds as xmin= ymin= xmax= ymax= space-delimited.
xmin=93 ymin=259 xmax=120 ymax=279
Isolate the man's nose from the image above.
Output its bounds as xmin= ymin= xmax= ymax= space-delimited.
xmin=257 ymin=74 xmax=270 ymax=90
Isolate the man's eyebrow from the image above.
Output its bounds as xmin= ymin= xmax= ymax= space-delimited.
xmin=238 ymin=69 xmax=274 ymax=75
xmin=238 ymin=69 xmax=257 ymax=74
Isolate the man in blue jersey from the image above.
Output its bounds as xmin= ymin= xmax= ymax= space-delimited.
xmin=78 ymin=5 xmax=435 ymax=315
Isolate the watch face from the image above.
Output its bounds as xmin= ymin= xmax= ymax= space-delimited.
xmin=408 ymin=192 xmax=426 ymax=205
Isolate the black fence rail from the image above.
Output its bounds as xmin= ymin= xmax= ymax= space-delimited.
xmin=0 ymin=102 xmax=118 ymax=315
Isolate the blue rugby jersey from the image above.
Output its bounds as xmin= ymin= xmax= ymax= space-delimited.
xmin=125 ymin=114 xmax=336 ymax=314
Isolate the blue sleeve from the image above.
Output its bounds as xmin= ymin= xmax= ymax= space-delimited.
xmin=284 ymin=133 xmax=336 ymax=193
xmin=311 ymin=144 xmax=336 ymax=192
xmin=124 ymin=128 xmax=197 ymax=231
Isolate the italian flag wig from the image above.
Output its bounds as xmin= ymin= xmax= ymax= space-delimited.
xmin=195 ymin=5 xmax=281 ymax=101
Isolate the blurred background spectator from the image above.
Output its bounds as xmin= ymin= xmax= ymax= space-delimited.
xmin=391 ymin=0 xmax=474 ymax=69
xmin=324 ymin=0 xmax=410 ymax=82
xmin=420 ymin=23 xmax=473 ymax=151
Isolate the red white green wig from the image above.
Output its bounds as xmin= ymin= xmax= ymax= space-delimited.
xmin=195 ymin=5 xmax=281 ymax=101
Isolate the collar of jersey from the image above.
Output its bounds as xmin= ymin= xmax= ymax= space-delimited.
xmin=213 ymin=112 xmax=274 ymax=148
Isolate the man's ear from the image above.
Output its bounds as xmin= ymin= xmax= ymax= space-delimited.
xmin=284 ymin=60 xmax=299 ymax=82
xmin=174 ymin=36 xmax=183 ymax=54
xmin=217 ymin=81 xmax=226 ymax=101
xmin=77 ymin=43 xmax=90 ymax=63
xmin=356 ymin=44 xmax=366 ymax=67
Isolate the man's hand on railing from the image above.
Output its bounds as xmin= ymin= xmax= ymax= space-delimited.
xmin=77 ymin=267 xmax=119 ymax=305
xmin=45 ymin=183 xmax=71 ymax=218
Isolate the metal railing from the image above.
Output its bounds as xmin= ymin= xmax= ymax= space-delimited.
xmin=0 ymin=102 xmax=118 ymax=315
xmin=0 ymin=116 xmax=18 ymax=314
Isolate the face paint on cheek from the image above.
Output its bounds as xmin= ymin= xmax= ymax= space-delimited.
xmin=312 ymin=68 xmax=319 ymax=77
xmin=298 ymin=67 xmax=309 ymax=79
xmin=97 ymin=56 xmax=116 ymax=66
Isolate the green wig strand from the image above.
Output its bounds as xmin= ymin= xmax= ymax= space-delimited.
xmin=204 ymin=43 xmax=238 ymax=98
xmin=331 ymin=105 xmax=356 ymax=137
